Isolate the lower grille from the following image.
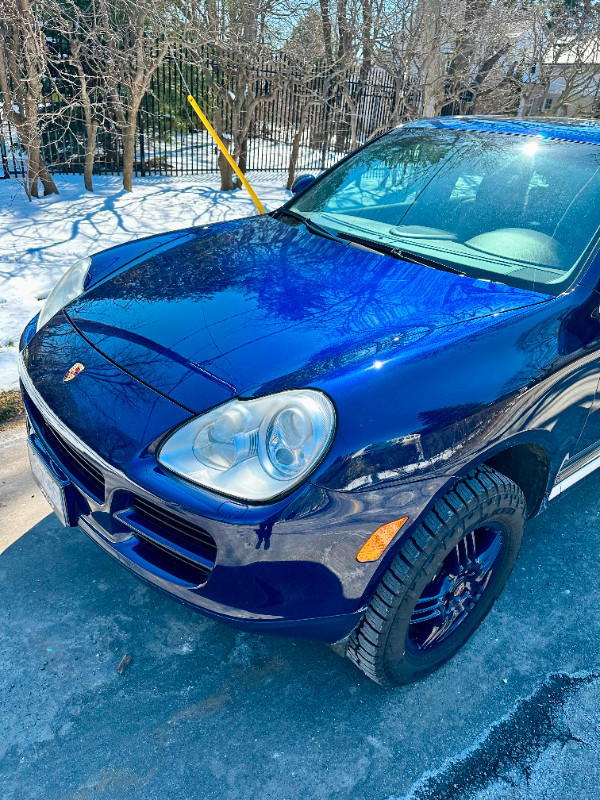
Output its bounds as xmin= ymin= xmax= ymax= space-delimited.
xmin=123 ymin=496 xmax=218 ymax=586
xmin=133 ymin=533 xmax=213 ymax=585
xmin=21 ymin=385 xmax=217 ymax=587
xmin=23 ymin=388 xmax=106 ymax=500
xmin=132 ymin=496 xmax=217 ymax=558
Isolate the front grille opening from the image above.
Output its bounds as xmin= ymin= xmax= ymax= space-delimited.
xmin=122 ymin=495 xmax=218 ymax=587
xmin=22 ymin=388 xmax=105 ymax=501
xmin=132 ymin=496 xmax=217 ymax=560
xmin=132 ymin=533 xmax=212 ymax=586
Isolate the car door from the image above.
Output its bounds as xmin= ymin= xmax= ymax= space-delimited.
xmin=554 ymin=290 xmax=600 ymax=476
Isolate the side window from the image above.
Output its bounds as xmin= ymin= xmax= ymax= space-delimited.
xmin=448 ymin=173 xmax=483 ymax=202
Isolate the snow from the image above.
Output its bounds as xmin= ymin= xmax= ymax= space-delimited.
xmin=0 ymin=174 xmax=290 ymax=392
xmin=158 ymin=132 xmax=339 ymax=175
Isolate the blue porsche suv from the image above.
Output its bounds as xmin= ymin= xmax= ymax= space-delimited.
xmin=19 ymin=116 xmax=600 ymax=685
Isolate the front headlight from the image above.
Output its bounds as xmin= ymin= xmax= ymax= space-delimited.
xmin=158 ymin=389 xmax=336 ymax=502
xmin=37 ymin=256 xmax=91 ymax=332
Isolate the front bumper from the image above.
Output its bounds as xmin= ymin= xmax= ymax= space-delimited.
xmin=20 ymin=364 xmax=365 ymax=641
xmin=19 ymin=318 xmax=449 ymax=642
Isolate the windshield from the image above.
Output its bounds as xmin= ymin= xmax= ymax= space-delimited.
xmin=288 ymin=128 xmax=600 ymax=296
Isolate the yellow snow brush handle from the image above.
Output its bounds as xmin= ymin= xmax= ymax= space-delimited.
xmin=187 ymin=94 xmax=266 ymax=215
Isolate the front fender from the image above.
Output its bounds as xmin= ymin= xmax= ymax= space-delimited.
xmin=310 ymin=288 xmax=599 ymax=495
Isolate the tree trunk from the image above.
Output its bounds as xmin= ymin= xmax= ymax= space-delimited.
xmin=287 ymin=107 xmax=309 ymax=190
xmin=238 ymin=134 xmax=248 ymax=176
xmin=122 ymin=120 xmax=136 ymax=192
xmin=215 ymin=109 xmax=235 ymax=191
xmin=417 ymin=0 xmax=445 ymax=116
xmin=318 ymin=0 xmax=334 ymax=66
xmin=21 ymin=115 xmax=56 ymax=197
xmin=38 ymin=158 xmax=58 ymax=196
xmin=0 ymin=2 xmax=59 ymax=200
xmin=218 ymin=147 xmax=235 ymax=191
xmin=84 ymin=120 xmax=97 ymax=192
xmin=349 ymin=101 xmax=358 ymax=151
xmin=27 ymin=139 xmax=40 ymax=199
xmin=337 ymin=0 xmax=348 ymax=61
xmin=359 ymin=0 xmax=373 ymax=82
xmin=77 ymin=57 xmax=97 ymax=192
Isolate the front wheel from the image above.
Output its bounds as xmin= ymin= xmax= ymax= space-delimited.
xmin=346 ymin=466 xmax=526 ymax=686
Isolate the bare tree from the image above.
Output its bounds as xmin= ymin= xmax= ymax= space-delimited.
xmin=402 ymin=0 xmax=528 ymax=118
xmin=43 ymin=0 xmax=105 ymax=192
xmin=286 ymin=97 xmax=323 ymax=189
xmin=0 ymin=0 xmax=59 ymax=198
xmin=188 ymin=0 xmax=291 ymax=191
xmin=521 ymin=3 xmax=600 ymax=118
xmin=71 ymin=36 xmax=101 ymax=192
xmin=9 ymin=0 xmax=600 ymax=201
xmin=94 ymin=0 xmax=172 ymax=192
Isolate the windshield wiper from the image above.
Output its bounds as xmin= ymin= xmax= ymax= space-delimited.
xmin=280 ymin=210 xmax=467 ymax=277
xmin=337 ymin=231 xmax=397 ymax=256
xmin=336 ymin=232 xmax=468 ymax=277
xmin=278 ymin=209 xmax=341 ymax=242
xmin=395 ymin=249 xmax=467 ymax=277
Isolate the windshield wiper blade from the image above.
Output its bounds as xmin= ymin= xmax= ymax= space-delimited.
xmin=395 ymin=249 xmax=467 ymax=277
xmin=278 ymin=209 xmax=341 ymax=242
xmin=280 ymin=211 xmax=467 ymax=277
xmin=336 ymin=230 xmax=400 ymax=256
xmin=337 ymin=232 xmax=467 ymax=277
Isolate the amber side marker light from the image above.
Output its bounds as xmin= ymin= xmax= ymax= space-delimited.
xmin=356 ymin=517 xmax=409 ymax=563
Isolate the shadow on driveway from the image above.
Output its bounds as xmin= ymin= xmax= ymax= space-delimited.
xmin=1 ymin=471 xmax=600 ymax=800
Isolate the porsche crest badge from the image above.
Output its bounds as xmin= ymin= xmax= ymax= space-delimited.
xmin=63 ymin=362 xmax=85 ymax=383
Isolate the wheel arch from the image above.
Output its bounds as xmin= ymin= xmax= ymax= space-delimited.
xmin=356 ymin=437 xmax=553 ymax=610
xmin=483 ymin=442 xmax=551 ymax=518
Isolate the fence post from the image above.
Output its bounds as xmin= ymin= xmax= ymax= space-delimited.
xmin=0 ymin=132 xmax=10 ymax=179
xmin=139 ymin=111 xmax=146 ymax=176
xmin=320 ymin=73 xmax=332 ymax=171
xmin=0 ymin=107 xmax=10 ymax=178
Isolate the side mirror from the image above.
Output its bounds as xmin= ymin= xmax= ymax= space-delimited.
xmin=291 ymin=174 xmax=316 ymax=195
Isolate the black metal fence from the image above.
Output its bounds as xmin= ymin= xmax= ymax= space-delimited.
xmin=1 ymin=47 xmax=412 ymax=181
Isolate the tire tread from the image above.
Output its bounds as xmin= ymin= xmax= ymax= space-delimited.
xmin=345 ymin=465 xmax=525 ymax=686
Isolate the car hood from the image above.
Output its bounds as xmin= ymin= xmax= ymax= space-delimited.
xmin=65 ymin=215 xmax=550 ymax=413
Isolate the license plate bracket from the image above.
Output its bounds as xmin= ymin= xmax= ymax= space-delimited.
xmin=28 ymin=441 xmax=70 ymax=527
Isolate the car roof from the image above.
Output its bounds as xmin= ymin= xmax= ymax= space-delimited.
xmin=402 ymin=115 xmax=600 ymax=145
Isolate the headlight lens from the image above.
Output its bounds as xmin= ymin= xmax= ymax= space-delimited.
xmin=37 ymin=256 xmax=91 ymax=331
xmin=158 ymin=389 xmax=336 ymax=502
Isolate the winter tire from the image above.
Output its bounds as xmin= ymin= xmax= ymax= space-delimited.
xmin=346 ymin=465 xmax=526 ymax=686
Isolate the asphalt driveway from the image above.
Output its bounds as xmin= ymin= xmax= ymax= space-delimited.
xmin=1 ymin=423 xmax=599 ymax=800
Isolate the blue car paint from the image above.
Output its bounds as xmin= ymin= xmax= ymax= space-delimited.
xmin=405 ymin=114 xmax=600 ymax=145
xmin=290 ymin=174 xmax=316 ymax=194
xmin=18 ymin=116 xmax=600 ymax=643
xmin=65 ymin=215 xmax=547 ymax=402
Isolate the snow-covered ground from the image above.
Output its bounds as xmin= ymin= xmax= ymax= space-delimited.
xmin=0 ymin=174 xmax=290 ymax=392
xmin=158 ymin=132 xmax=340 ymax=174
